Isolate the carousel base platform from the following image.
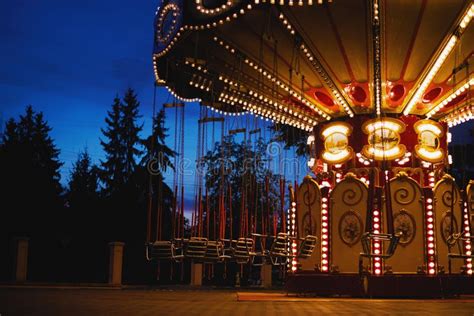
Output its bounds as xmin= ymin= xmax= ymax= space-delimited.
xmin=286 ymin=272 xmax=474 ymax=298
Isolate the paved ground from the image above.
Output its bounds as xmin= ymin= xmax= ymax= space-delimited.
xmin=1 ymin=288 xmax=474 ymax=315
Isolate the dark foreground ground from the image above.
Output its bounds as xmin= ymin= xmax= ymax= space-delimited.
xmin=1 ymin=287 xmax=474 ymax=315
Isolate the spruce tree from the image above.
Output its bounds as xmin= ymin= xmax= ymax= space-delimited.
xmin=141 ymin=109 xmax=175 ymax=172
xmin=141 ymin=109 xmax=176 ymax=240
xmin=100 ymin=96 xmax=126 ymax=194
xmin=0 ymin=105 xmax=63 ymax=236
xmin=66 ymin=149 xmax=100 ymax=237
xmin=68 ymin=149 xmax=98 ymax=206
xmin=121 ymin=88 xmax=143 ymax=182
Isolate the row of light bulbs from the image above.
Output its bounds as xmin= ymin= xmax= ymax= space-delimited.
xmin=165 ymin=85 xmax=201 ymax=103
xmin=277 ymin=12 xmax=355 ymax=117
xmin=186 ymin=57 xmax=316 ymax=129
xmin=462 ymin=200 xmax=473 ymax=275
xmin=445 ymin=107 xmax=474 ymax=128
xmin=216 ymin=72 xmax=316 ymax=127
xmin=219 ymin=90 xmax=311 ymax=128
xmin=403 ymin=4 xmax=473 ymax=115
xmin=255 ymin=0 xmax=330 ymax=5
xmin=425 ymin=197 xmax=436 ymax=275
xmin=372 ymin=0 xmax=382 ymax=116
xmin=219 ymin=91 xmax=313 ymax=130
xmin=195 ymin=0 xmax=233 ymax=16
xmin=212 ymin=36 xmax=330 ymax=120
xmin=427 ymin=78 xmax=473 ymax=118
xmin=205 ymin=105 xmax=248 ymax=117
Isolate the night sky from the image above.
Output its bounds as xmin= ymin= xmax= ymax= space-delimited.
xmin=1 ymin=0 xmax=473 ymax=212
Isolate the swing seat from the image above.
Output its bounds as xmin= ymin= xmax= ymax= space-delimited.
xmin=447 ymin=232 xmax=474 ymax=272
xmin=268 ymin=233 xmax=290 ymax=266
xmin=233 ymin=238 xmax=256 ymax=264
xmin=185 ymin=237 xmax=208 ymax=260
xmin=203 ymin=241 xmax=232 ymax=263
xmin=360 ymin=232 xmax=400 ymax=258
xmin=146 ymin=240 xmax=184 ymax=262
xmin=359 ymin=232 xmax=401 ymax=275
xmin=296 ymin=235 xmax=318 ymax=259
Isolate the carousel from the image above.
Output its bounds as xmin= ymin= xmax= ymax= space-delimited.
xmin=148 ymin=0 xmax=474 ymax=297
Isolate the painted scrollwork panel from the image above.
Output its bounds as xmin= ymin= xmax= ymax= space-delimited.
xmin=338 ymin=210 xmax=363 ymax=246
xmin=393 ymin=210 xmax=416 ymax=246
xmin=440 ymin=211 xmax=459 ymax=245
xmin=297 ymin=177 xmax=321 ymax=237
xmin=392 ymin=180 xmax=417 ymax=205
xmin=341 ymin=181 xmax=365 ymax=206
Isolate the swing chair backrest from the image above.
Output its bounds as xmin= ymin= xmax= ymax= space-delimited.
xmin=360 ymin=232 xmax=400 ymax=258
xmin=186 ymin=237 xmax=208 ymax=259
xmin=149 ymin=241 xmax=182 ymax=261
xmin=298 ymin=235 xmax=318 ymax=259
xmin=203 ymin=240 xmax=224 ymax=262
xmin=234 ymin=238 xmax=254 ymax=263
xmin=270 ymin=233 xmax=289 ymax=257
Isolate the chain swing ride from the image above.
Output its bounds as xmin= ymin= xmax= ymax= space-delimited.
xmin=147 ymin=0 xmax=474 ymax=296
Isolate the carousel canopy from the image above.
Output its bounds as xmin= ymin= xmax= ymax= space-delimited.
xmin=153 ymin=0 xmax=473 ymax=130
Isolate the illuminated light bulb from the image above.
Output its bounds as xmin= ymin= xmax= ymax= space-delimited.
xmin=375 ymin=269 xmax=381 ymax=275
xmin=429 ymin=269 xmax=436 ymax=274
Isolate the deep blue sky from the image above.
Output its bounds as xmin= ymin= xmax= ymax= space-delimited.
xmin=0 ymin=0 xmax=178 ymax=180
xmin=0 ymin=0 xmax=472 ymax=207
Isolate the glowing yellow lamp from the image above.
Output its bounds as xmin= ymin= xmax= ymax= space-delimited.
xmin=320 ymin=122 xmax=353 ymax=164
xmin=414 ymin=119 xmax=444 ymax=163
xmin=362 ymin=118 xmax=406 ymax=161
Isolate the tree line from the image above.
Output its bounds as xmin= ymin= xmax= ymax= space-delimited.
xmin=0 ymin=88 xmax=175 ymax=282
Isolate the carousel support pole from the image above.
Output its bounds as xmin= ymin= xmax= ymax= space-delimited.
xmin=260 ymin=264 xmax=272 ymax=288
xmin=190 ymin=262 xmax=203 ymax=286
xmin=108 ymin=242 xmax=125 ymax=286
xmin=14 ymin=237 xmax=29 ymax=283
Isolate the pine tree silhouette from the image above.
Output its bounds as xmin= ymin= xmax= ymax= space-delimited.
xmin=141 ymin=109 xmax=176 ymax=240
xmin=0 ymin=105 xmax=63 ymax=236
xmin=100 ymin=96 xmax=126 ymax=195
xmin=67 ymin=149 xmax=99 ymax=208
xmin=121 ymin=88 xmax=143 ymax=182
